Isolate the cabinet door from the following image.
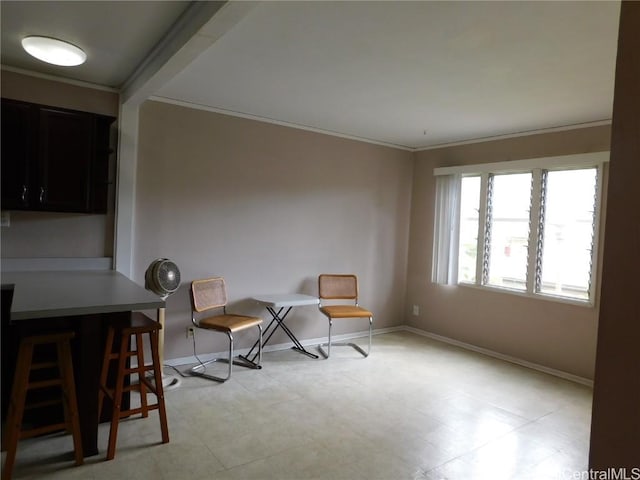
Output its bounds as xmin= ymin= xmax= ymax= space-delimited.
xmin=38 ymin=107 xmax=94 ymax=212
xmin=1 ymin=100 xmax=35 ymax=209
xmin=91 ymin=116 xmax=114 ymax=214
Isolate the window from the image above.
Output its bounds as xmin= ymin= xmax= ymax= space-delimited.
xmin=433 ymin=152 xmax=607 ymax=304
xmin=484 ymin=173 xmax=532 ymax=291
xmin=537 ymin=168 xmax=598 ymax=300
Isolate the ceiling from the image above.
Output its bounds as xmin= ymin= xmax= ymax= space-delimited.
xmin=0 ymin=1 xmax=192 ymax=87
xmin=1 ymin=1 xmax=621 ymax=150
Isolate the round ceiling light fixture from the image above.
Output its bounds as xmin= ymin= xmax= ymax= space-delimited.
xmin=21 ymin=36 xmax=86 ymax=66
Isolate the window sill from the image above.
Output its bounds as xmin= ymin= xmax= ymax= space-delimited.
xmin=456 ymin=282 xmax=596 ymax=308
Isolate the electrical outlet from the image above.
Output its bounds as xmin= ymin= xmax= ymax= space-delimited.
xmin=412 ymin=304 xmax=420 ymax=316
xmin=186 ymin=326 xmax=195 ymax=338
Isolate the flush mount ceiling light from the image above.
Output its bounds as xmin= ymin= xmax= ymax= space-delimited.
xmin=21 ymin=36 xmax=86 ymax=66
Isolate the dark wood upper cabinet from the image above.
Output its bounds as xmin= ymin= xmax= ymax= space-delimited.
xmin=1 ymin=100 xmax=35 ymax=210
xmin=1 ymin=98 xmax=116 ymax=213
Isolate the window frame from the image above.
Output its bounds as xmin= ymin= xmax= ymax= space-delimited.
xmin=433 ymin=152 xmax=608 ymax=306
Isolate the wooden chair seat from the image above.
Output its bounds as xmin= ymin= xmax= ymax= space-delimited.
xmin=320 ymin=305 xmax=373 ymax=319
xmin=198 ymin=314 xmax=263 ymax=333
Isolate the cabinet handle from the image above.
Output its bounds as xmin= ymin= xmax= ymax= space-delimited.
xmin=39 ymin=187 xmax=45 ymax=204
xmin=21 ymin=185 xmax=27 ymax=203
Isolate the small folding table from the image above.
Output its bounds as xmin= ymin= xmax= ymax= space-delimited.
xmin=242 ymin=293 xmax=320 ymax=363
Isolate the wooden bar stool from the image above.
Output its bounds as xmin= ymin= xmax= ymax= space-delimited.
xmin=2 ymin=332 xmax=83 ymax=480
xmin=98 ymin=312 xmax=169 ymax=461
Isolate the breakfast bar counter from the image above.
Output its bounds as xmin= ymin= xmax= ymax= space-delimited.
xmin=3 ymin=270 xmax=164 ymax=321
xmin=1 ymin=270 xmax=165 ymax=457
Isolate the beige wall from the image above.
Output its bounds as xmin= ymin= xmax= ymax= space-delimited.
xmin=135 ymin=100 xmax=414 ymax=361
xmin=1 ymin=70 xmax=613 ymax=380
xmin=1 ymin=69 xmax=119 ymax=116
xmin=1 ymin=211 xmax=113 ymax=258
xmin=407 ymin=125 xmax=611 ymax=379
xmin=590 ymin=2 xmax=640 ymax=468
xmin=0 ymin=70 xmax=119 ymax=259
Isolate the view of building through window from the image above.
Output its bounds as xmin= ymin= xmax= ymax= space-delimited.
xmin=456 ymin=167 xmax=598 ymax=302
xmin=486 ymin=173 xmax=532 ymax=291
xmin=538 ymin=168 xmax=597 ymax=300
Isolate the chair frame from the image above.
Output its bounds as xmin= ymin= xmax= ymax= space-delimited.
xmin=317 ymin=274 xmax=373 ymax=359
xmin=189 ymin=277 xmax=262 ymax=383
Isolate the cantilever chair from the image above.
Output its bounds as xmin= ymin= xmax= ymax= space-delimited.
xmin=317 ymin=274 xmax=373 ymax=359
xmin=189 ymin=277 xmax=262 ymax=382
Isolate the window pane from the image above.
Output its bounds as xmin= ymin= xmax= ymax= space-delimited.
xmin=538 ymin=168 xmax=597 ymax=300
xmin=486 ymin=173 xmax=532 ymax=291
xmin=458 ymin=176 xmax=481 ymax=283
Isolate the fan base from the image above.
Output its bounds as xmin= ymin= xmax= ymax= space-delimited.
xmin=160 ymin=373 xmax=181 ymax=390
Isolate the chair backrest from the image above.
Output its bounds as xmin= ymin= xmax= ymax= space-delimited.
xmin=318 ymin=274 xmax=359 ymax=301
xmin=191 ymin=277 xmax=228 ymax=313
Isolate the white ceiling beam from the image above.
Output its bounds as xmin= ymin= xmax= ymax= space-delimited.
xmin=115 ymin=1 xmax=258 ymax=277
xmin=121 ymin=0 xmax=257 ymax=106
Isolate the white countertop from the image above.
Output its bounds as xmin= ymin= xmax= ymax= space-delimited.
xmin=252 ymin=293 xmax=319 ymax=308
xmin=2 ymin=270 xmax=165 ymax=321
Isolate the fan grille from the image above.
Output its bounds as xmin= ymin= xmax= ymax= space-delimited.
xmin=145 ymin=259 xmax=181 ymax=296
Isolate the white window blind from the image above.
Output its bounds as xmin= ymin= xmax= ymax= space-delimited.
xmin=431 ymin=152 xmax=607 ymax=304
xmin=431 ymin=174 xmax=460 ymax=285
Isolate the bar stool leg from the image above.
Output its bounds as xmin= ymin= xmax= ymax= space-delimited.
xmin=98 ymin=327 xmax=115 ymax=421
xmin=148 ymin=329 xmax=169 ymax=444
xmin=106 ymin=335 xmax=129 ymax=461
xmin=2 ymin=342 xmax=33 ymax=480
xmin=135 ymin=333 xmax=149 ymax=418
xmin=57 ymin=339 xmax=83 ymax=466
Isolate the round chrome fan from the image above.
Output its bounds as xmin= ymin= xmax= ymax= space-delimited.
xmin=145 ymin=258 xmax=182 ymax=389
xmin=145 ymin=258 xmax=180 ymax=299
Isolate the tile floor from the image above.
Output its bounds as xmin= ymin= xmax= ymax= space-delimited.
xmin=3 ymin=331 xmax=593 ymax=480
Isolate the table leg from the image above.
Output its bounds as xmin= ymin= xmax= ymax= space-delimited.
xmin=267 ymin=307 xmax=318 ymax=359
xmin=242 ymin=306 xmax=319 ymax=362
xmin=241 ymin=311 xmax=281 ymax=363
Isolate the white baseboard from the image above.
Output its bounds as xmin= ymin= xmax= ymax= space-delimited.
xmin=164 ymin=324 xmax=593 ymax=387
xmin=402 ymin=326 xmax=593 ymax=387
xmin=164 ymin=326 xmax=400 ymax=368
